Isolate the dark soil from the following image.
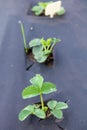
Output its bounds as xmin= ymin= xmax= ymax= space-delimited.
xmin=27 ymin=9 xmax=45 ymax=16
xmin=26 ymin=49 xmax=54 ymax=66
xmin=26 ymin=49 xmax=35 ymax=62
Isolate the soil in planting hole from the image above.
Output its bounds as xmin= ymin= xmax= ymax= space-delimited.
xmin=26 ymin=49 xmax=54 ymax=71
xmin=27 ymin=10 xmax=45 ymax=17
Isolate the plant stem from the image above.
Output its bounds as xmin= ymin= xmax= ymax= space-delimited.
xmin=50 ymin=43 xmax=55 ymax=51
xmin=47 ymin=112 xmax=52 ymax=117
xmin=18 ymin=21 xmax=27 ymax=51
xmin=47 ymin=45 xmax=50 ymax=50
xmin=40 ymin=94 xmax=44 ymax=110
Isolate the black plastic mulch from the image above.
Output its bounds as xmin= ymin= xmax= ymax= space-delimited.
xmin=0 ymin=0 xmax=87 ymax=130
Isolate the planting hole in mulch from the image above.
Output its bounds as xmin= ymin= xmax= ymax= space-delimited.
xmin=26 ymin=1 xmax=66 ymax=18
xmin=26 ymin=49 xmax=54 ymax=71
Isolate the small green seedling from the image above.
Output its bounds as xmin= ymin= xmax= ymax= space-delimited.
xmin=31 ymin=1 xmax=53 ymax=16
xmin=31 ymin=1 xmax=65 ymax=17
xmin=18 ymin=21 xmax=29 ymax=54
xmin=29 ymin=38 xmax=61 ymax=63
xmin=18 ymin=21 xmax=60 ymax=63
xmin=18 ymin=74 xmax=68 ymax=121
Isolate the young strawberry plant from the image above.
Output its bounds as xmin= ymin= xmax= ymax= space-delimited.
xmin=31 ymin=1 xmax=53 ymax=16
xmin=29 ymin=37 xmax=61 ymax=63
xmin=31 ymin=1 xmax=65 ymax=17
xmin=19 ymin=21 xmax=61 ymax=64
xmin=18 ymin=74 xmax=68 ymax=121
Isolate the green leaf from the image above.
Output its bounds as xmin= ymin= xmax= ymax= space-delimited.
xmin=47 ymin=38 xmax=52 ymax=46
xmin=31 ymin=2 xmax=53 ymax=16
xmin=32 ymin=5 xmax=39 ymax=11
xmin=32 ymin=45 xmax=43 ymax=56
xmin=52 ymin=38 xmax=61 ymax=45
xmin=51 ymin=109 xmax=63 ymax=119
xmin=31 ymin=5 xmax=44 ymax=15
xmin=22 ymin=85 xmax=40 ymax=99
xmin=18 ymin=105 xmax=34 ymax=121
xmin=47 ymin=100 xmax=57 ymax=109
xmin=34 ymin=108 xmax=46 ymax=119
xmin=38 ymin=2 xmax=47 ymax=8
xmin=33 ymin=104 xmax=41 ymax=109
xmin=30 ymin=74 xmax=44 ymax=89
xmin=34 ymin=51 xmax=47 ymax=63
xmin=44 ymin=50 xmax=51 ymax=55
xmin=43 ymin=106 xmax=48 ymax=112
xmin=40 ymin=38 xmax=47 ymax=47
xmin=38 ymin=1 xmax=53 ymax=8
xmin=56 ymin=102 xmax=68 ymax=110
xmin=35 ymin=8 xmax=44 ymax=16
xmin=29 ymin=39 xmax=41 ymax=48
xmin=40 ymin=38 xmax=52 ymax=48
xmin=42 ymin=82 xmax=57 ymax=94
xmin=57 ymin=7 xmax=65 ymax=16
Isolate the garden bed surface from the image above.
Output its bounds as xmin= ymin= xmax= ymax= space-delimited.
xmin=0 ymin=0 xmax=87 ymax=130
xmin=0 ymin=14 xmax=87 ymax=130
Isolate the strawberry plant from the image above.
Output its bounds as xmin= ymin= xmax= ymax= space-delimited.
xmin=31 ymin=1 xmax=53 ymax=16
xmin=18 ymin=74 xmax=68 ymax=121
xmin=29 ymin=37 xmax=61 ymax=63
xmin=19 ymin=21 xmax=60 ymax=64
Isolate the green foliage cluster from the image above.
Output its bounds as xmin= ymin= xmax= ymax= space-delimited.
xmin=31 ymin=1 xmax=65 ymax=16
xmin=19 ymin=74 xmax=68 ymax=121
xmin=29 ymin=38 xmax=61 ymax=63
xmin=31 ymin=1 xmax=53 ymax=16
xmin=19 ymin=21 xmax=60 ymax=63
